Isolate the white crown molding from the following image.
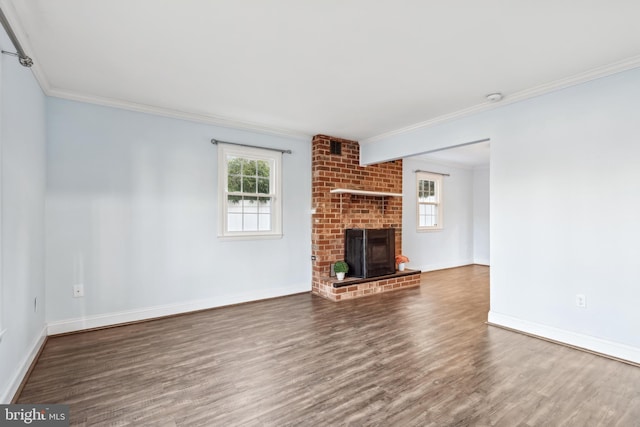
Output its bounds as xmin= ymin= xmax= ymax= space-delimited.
xmin=0 ymin=1 xmax=311 ymax=141
xmin=46 ymin=88 xmax=312 ymax=141
xmin=5 ymin=0 xmax=640 ymax=145
xmin=362 ymin=55 xmax=640 ymax=144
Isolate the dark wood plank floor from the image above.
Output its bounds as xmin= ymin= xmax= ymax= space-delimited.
xmin=17 ymin=265 xmax=640 ymax=426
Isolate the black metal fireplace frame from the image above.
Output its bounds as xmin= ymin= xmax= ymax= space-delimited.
xmin=344 ymin=228 xmax=395 ymax=278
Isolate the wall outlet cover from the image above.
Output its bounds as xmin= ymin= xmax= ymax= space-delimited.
xmin=73 ymin=284 xmax=84 ymax=298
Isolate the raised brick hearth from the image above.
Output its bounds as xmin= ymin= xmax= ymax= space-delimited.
xmin=311 ymin=134 xmax=417 ymax=301
xmin=315 ymin=269 xmax=421 ymax=301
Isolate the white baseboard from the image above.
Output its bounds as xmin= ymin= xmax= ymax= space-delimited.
xmin=488 ymin=311 xmax=640 ymax=365
xmin=1 ymin=326 xmax=47 ymax=404
xmin=47 ymin=284 xmax=309 ymax=335
xmin=473 ymin=258 xmax=490 ymax=266
xmin=417 ymin=260 xmax=475 ymax=273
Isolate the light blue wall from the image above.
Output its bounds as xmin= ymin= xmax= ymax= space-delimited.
xmin=473 ymin=166 xmax=489 ymax=265
xmin=0 ymin=33 xmax=47 ymax=402
xmin=46 ymin=99 xmax=311 ymax=330
xmin=360 ymin=110 xmax=496 ymax=166
xmin=362 ymin=67 xmax=640 ymax=363
xmin=402 ymin=158 xmax=475 ymax=271
xmin=489 ymin=69 xmax=640 ymax=356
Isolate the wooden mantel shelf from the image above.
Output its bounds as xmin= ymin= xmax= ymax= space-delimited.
xmin=330 ymin=188 xmax=402 ymax=215
xmin=330 ymin=188 xmax=403 ymax=197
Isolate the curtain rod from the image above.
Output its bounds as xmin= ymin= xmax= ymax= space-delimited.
xmin=413 ymin=169 xmax=450 ymax=177
xmin=0 ymin=7 xmax=33 ymax=67
xmin=211 ymin=138 xmax=292 ymax=154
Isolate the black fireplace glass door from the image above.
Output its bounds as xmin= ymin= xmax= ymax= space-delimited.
xmin=365 ymin=229 xmax=395 ymax=277
xmin=345 ymin=228 xmax=395 ymax=278
xmin=345 ymin=229 xmax=365 ymax=278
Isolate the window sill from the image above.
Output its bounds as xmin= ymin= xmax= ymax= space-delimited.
xmin=417 ymin=228 xmax=444 ymax=232
xmin=218 ymin=233 xmax=283 ymax=241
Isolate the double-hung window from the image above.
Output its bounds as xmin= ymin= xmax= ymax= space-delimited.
xmin=218 ymin=143 xmax=282 ymax=239
xmin=417 ymin=172 xmax=443 ymax=231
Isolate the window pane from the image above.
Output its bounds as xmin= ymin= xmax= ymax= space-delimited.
xmin=244 ymin=214 xmax=258 ymax=231
xmin=228 ymin=194 xmax=241 ymax=205
xmin=227 ymin=156 xmax=242 ymax=175
xmin=258 ymin=214 xmax=271 ymax=231
xmin=258 ymin=197 xmax=271 ymax=213
xmin=418 ymin=179 xmax=437 ymax=202
xmin=228 ymin=156 xmax=271 ymax=196
xmin=243 ymin=196 xmax=258 ymax=214
xmin=228 ymin=175 xmax=241 ymax=192
xmin=258 ymin=178 xmax=270 ymax=194
xmin=228 ymin=213 xmax=243 ymax=231
xmin=244 ymin=159 xmax=257 ymax=176
xmin=257 ymin=160 xmax=270 ymax=177
xmin=243 ymin=176 xmax=257 ymax=193
xmin=258 ymin=198 xmax=271 ymax=230
xmin=419 ymin=204 xmax=438 ymax=227
xmin=227 ymin=196 xmax=274 ymax=232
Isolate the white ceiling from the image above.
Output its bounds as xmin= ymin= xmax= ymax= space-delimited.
xmin=3 ymin=1 xmax=640 ymax=142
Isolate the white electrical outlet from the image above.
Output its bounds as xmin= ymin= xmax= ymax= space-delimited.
xmin=73 ymin=284 xmax=84 ymax=298
xmin=576 ymin=294 xmax=586 ymax=308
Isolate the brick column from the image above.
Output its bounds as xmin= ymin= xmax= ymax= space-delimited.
xmin=311 ymin=135 xmax=403 ymax=296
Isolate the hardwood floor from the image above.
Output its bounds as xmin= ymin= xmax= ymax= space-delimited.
xmin=17 ymin=265 xmax=640 ymax=426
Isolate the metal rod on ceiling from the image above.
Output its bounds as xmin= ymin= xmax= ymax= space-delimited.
xmin=211 ymin=138 xmax=292 ymax=154
xmin=0 ymin=7 xmax=33 ymax=67
xmin=413 ymin=169 xmax=451 ymax=177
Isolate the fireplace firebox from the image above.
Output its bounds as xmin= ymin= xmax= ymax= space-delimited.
xmin=344 ymin=228 xmax=395 ymax=278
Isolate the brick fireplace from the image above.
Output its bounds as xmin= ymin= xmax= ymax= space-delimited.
xmin=311 ymin=135 xmax=421 ymax=301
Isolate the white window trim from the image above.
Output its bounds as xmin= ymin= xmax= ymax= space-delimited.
xmin=416 ymin=172 xmax=443 ymax=231
xmin=218 ymin=143 xmax=283 ymax=239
